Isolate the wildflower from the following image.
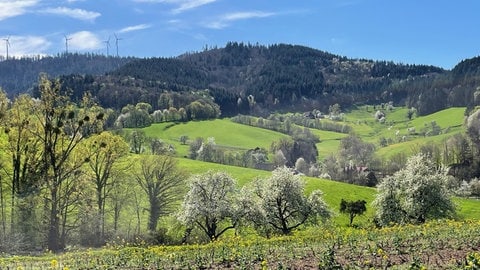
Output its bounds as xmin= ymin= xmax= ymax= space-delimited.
xmin=50 ymin=259 xmax=58 ymax=269
xmin=261 ymin=259 xmax=268 ymax=270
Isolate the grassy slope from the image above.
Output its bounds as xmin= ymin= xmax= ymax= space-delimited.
xmin=177 ymin=158 xmax=375 ymax=225
xmin=142 ymin=119 xmax=289 ymax=157
xmin=142 ymin=106 xmax=478 ymax=223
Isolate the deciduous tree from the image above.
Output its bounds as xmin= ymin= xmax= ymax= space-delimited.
xmin=134 ymin=155 xmax=184 ymax=232
xmin=339 ymin=199 xmax=367 ymax=226
xmin=373 ymin=154 xmax=455 ymax=226
xmin=80 ymin=132 xmax=129 ymax=242
xmin=248 ymin=167 xmax=331 ymax=235
xmin=177 ymin=171 xmax=241 ymax=241
xmin=34 ymin=74 xmax=104 ymax=251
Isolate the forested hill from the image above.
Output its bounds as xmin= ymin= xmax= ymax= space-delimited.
xmin=0 ymin=53 xmax=135 ymax=95
xmin=2 ymin=43 xmax=480 ymax=116
xmin=104 ymin=43 xmax=447 ymax=116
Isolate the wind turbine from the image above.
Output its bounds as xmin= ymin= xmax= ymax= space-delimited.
xmin=104 ymin=36 xmax=110 ymax=57
xmin=3 ymin=36 xmax=10 ymax=60
xmin=64 ymin=34 xmax=72 ymax=54
xmin=114 ymin=33 xmax=122 ymax=57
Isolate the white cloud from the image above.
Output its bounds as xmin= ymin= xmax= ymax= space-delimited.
xmin=68 ymin=31 xmax=102 ymax=51
xmin=172 ymin=0 xmax=216 ymax=14
xmin=119 ymin=24 xmax=152 ymax=33
xmin=42 ymin=7 xmax=100 ymax=22
xmin=0 ymin=0 xmax=38 ymax=21
xmin=133 ymin=0 xmax=216 ymax=13
xmin=3 ymin=35 xmax=51 ymax=57
xmin=205 ymin=11 xmax=275 ymax=29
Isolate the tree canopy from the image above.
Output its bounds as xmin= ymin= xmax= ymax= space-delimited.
xmin=373 ymin=154 xmax=456 ymax=226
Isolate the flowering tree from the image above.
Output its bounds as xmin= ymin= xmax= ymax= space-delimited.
xmin=177 ymin=171 xmax=241 ymax=241
xmin=248 ymin=167 xmax=331 ymax=235
xmin=373 ymin=153 xmax=456 ymax=226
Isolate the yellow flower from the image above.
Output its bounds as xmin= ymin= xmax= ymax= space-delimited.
xmin=261 ymin=259 xmax=268 ymax=270
xmin=50 ymin=259 xmax=58 ymax=269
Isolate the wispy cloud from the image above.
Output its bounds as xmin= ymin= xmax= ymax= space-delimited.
xmin=0 ymin=0 xmax=38 ymax=21
xmin=68 ymin=31 xmax=102 ymax=51
xmin=206 ymin=11 xmax=275 ymax=29
xmin=119 ymin=24 xmax=152 ymax=33
xmin=3 ymin=35 xmax=51 ymax=57
xmin=133 ymin=0 xmax=216 ymax=13
xmin=172 ymin=0 xmax=216 ymax=14
xmin=41 ymin=7 xmax=101 ymax=22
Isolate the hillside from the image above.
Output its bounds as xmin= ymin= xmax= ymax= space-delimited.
xmin=0 ymin=43 xmax=453 ymax=116
xmin=106 ymin=43 xmax=446 ymax=116
xmin=2 ymin=43 xmax=480 ymax=118
xmin=0 ymin=53 xmax=135 ymax=95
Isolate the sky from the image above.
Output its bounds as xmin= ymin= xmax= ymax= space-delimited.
xmin=0 ymin=0 xmax=479 ymax=69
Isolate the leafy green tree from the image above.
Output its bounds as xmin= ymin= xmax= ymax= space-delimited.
xmin=339 ymin=199 xmax=367 ymax=226
xmin=247 ymin=167 xmax=331 ymax=235
xmin=373 ymin=154 xmax=456 ymax=226
xmin=270 ymin=137 xmax=295 ymax=167
xmin=179 ymin=135 xmax=189 ymax=145
xmin=1 ymin=94 xmax=43 ymax=246
xmin=80 ymin=132 xmax=129 ymax=243
xmin=135 ymin=155 xmax=184 ymax=232
xmin=34 ymin=75 xmax=105 ymax=251
xmin=178 ymin=171 xmax=241 ymax=241
xmin=129 ymin=129 xmax=146 ymax=154
xmin=407 ymin=107 xmax=416 ymax=120
xmin=339 ymin=134 xmax=376 ymax=167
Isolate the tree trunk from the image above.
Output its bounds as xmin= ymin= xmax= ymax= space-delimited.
xmin=113 ymin=201 xmax=120 ymax=232
xmin=0 ymin=175 xmax=5 ymax=239
xmin=47 ymin=187 xmax=62 ymax=252
xmin=96 ymin=185 xmax=104 ymax=242
xmin=148 ymin=198 xmax=160 ymax=232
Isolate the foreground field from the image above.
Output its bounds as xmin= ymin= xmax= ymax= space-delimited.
xmin=2 ymin=219 xmax=479 ymax=269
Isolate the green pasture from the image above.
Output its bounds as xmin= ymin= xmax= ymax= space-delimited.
xmin=142 ymin=119 xmax=288 ymax=157
xmin=138 ymin=107 xmax=467 ymax=164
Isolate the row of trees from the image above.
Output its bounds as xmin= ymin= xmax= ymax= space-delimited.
xmin=115 ymin=99 xmax=221 ymax=129
xmin=0 ymin=75 xmax=112 ymax=251
xmin=0 ymin=77 xmax=191 ymax=251
xmin=179 ymin=153 xmax=457 ymax=240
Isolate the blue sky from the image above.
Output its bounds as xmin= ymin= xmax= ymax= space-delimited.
xmin=0 ymin=0 xmax=479 ymax=69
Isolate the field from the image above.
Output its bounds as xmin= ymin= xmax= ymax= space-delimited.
xmin=141 ymin=119 xmax=289 ymax=157
xmin=2 ymin=106 xmax=480 ymax=269
xmin=2 ymin=219 xmax=480 ymax=269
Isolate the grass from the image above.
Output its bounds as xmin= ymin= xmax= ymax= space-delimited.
xmin=3 ymin=219 xmax=480 ymax=269
xmin=139 ymin=106 xmax=467 ymax=164
xmin=175 ymin=158 xmax=480 ymax=224
xmin=141 ymin=119 xmax=288 ymax=157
